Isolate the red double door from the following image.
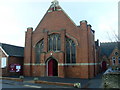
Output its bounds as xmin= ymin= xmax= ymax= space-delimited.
xmin=48 ymin=59 xmax=58 ymax=76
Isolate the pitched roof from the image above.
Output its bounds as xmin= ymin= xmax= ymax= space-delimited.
xmin=0 ymin=43 xmax=24 ymax=57
xmin=100 ymin=42 xmax=119 ymax=57
xmin=34 ymin=0 xmax=77 ymax=32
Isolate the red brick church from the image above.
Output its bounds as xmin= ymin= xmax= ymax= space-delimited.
xmin=24 ymin=0 xmax=100 ymax=79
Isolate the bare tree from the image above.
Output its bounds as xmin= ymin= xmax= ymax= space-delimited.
xmin=106 ymin=30 xmax=120 ymax=50
xmin=106 ymin=29 xmax=119 ymax=41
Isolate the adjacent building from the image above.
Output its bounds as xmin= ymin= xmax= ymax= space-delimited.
xmin=100 ymin=42 xmax=120 ymax=71
xmin=24 ymin=0 xmax=100 ymax=79
xmin=0 ymin=43 xmax=24 ymax=76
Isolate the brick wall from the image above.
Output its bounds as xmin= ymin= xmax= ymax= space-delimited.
xmin=8 ymin=56 xmax=23 ymax=76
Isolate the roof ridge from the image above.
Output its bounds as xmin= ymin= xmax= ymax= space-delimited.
xmin=1 ymin=43 xmax=24 ymax=48
xmin=100 ymin=42 xmax=118 ymax=44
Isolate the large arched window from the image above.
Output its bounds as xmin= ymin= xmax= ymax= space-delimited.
xmin=66 ymin=37 xmax=76 ymax=63
xmin=35 ymin=40 xmax=44 ymax=63
xmin=48 ymin=34 xmax=61 ymax=51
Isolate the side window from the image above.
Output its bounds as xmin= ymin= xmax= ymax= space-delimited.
xmin=1 ymin=57 xmax=7 ymax=68
xmin=35 ymin=39 xmax=44 ymax=63
xmin=112 ymin=57 xmax=116 ymax=65
xmin=66 ymin=37 xmax=76 ymax=63
xmin=118 ymin=57 xmax=120 ymax=64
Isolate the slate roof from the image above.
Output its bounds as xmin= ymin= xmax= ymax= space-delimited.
xmin=100 ymin=42 xmax=119 ymax=57
xmin=0 ymin=43 xmax=24 ymax=57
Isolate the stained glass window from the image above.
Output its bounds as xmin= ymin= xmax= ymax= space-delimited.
xmin=66 ymin=40 xmax=70 ymax=63
xmin=35 ymin=39 xmax=44 ymax=63
xmin=71 ymin=41 xmax=76 ymax=63
xmin=57 ymin=36 xmax=61 ymax=51
xmin=48 ymin=34 xmax=61 ymax=51
xmin=66 ymin=37 xmax=76 ymax=63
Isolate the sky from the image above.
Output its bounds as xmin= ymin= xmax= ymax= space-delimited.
xmin=0 ymin=0 xmax=119 ymax=47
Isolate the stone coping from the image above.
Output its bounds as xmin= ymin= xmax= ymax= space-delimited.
xmin=104 ymin=72 xmax=120 ymax=75
xmin=1 ymin=77 xmax=83 ymax=88
xmin=35 ymin=80 xmax=74 ymax=87
xmin=0 ymin=77 xmax=23 ymax=82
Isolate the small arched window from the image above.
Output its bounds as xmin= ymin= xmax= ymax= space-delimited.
xmin=35 ymin=40 xmax=44 ymax=63
xmin=66 ymin=37 xmax=76 ymax=63
xmin=48 ymin=34 xmax=61 ymax=51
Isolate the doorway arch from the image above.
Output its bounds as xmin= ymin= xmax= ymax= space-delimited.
xmin=46 ymin=58 xmax=58 ymax=76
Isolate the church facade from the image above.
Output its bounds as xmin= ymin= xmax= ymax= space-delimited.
xmin=24 ymin=0 xmax=100 ymax=79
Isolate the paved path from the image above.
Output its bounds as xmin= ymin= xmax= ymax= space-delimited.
xmin=23 ymin=73 xmax=103 ymax=88
xmin=23 ymin=77 xmax=89 ymax=88
xmin=3 ymin=72 xmax=104 ymax=88
xmin=86 ymin=78 xmax=103 ymax=88
xmin=1 ymin=79 xmax=72 ymax=88
xmin=85 ymin=73 xmax=103 ymax=88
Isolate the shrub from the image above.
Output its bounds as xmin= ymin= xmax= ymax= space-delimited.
xmin=34 ymin=77 xmax=39 ymax=81
xmin=74 ymin=83 xmax=81 ymax=88
xmin=19 ymin=76 xmax=24 ymax=79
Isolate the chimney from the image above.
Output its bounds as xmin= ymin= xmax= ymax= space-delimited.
xmin=27 ymin=27 xmax=33 ymax=32
xmin=87 ymin=24 xmax=92 ymax=30
xmin=80 ymin=20 xmax=87 ymax=30
xmin=87 ymin=24 xmax=92 ymax=32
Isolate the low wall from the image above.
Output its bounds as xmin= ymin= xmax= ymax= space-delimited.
xmin=102 ymin=72 xmax=120 ymax=88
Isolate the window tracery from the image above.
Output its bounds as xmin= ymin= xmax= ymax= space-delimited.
xmin=48 ymin=34 xmax=61 ymax=51
xmin=66 ymin=37 xmax=76 ymax=63
xmin=35 ymin=39 xmax=44 ymax=63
